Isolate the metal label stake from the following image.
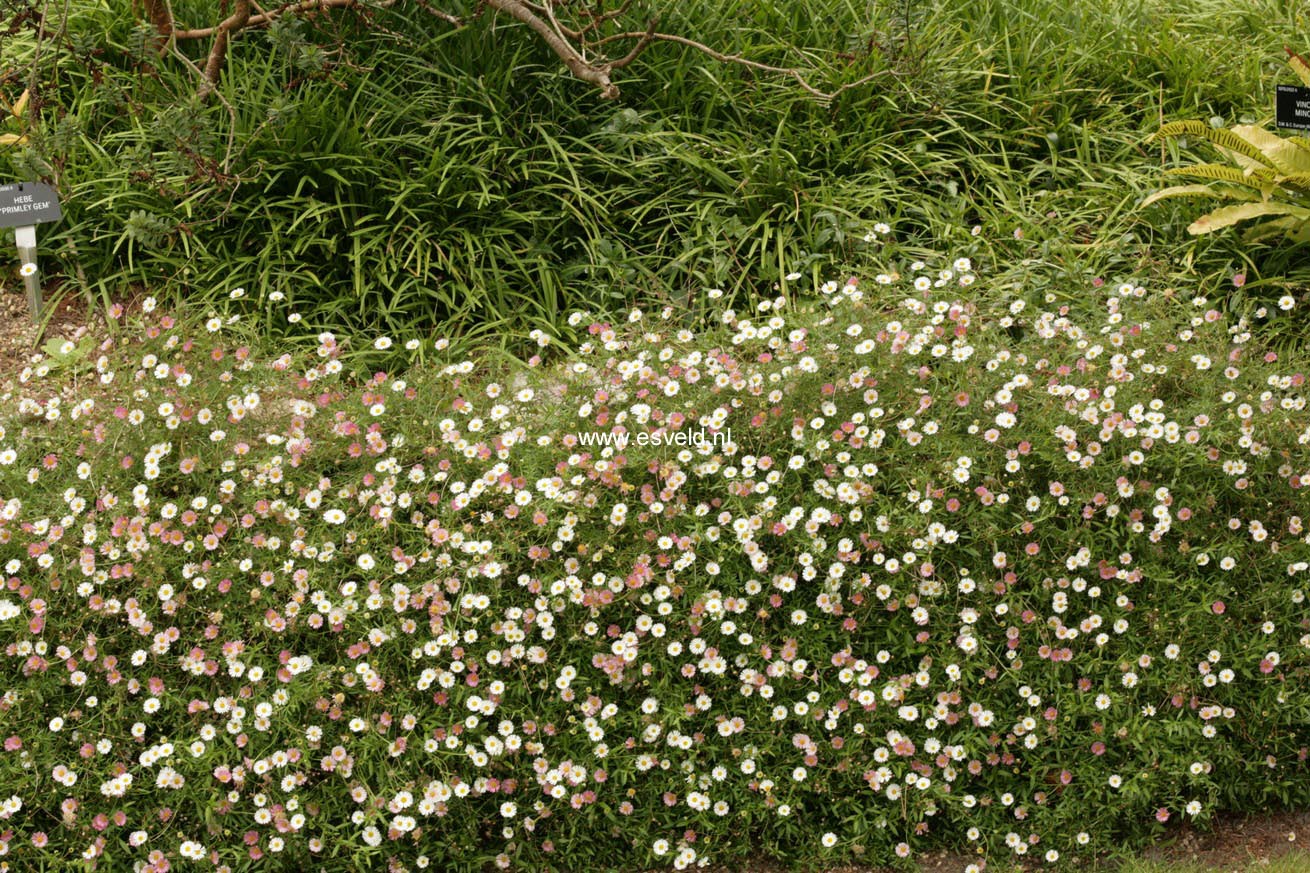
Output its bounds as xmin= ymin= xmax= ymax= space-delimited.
xmin=14 ymin=225 xmax=39 ymax=317
xmin=0 ymin=182 xmax=63 ymax=320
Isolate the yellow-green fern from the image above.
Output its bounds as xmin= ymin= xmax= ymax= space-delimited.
xmin=1143 ymin=51 xmax=1310 ymax=241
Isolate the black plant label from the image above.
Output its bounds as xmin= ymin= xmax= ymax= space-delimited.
xmin=1275 ymin=84 xmax=1310 ymax=131
xmin=0 ymin=181 xmax=61 ymax=228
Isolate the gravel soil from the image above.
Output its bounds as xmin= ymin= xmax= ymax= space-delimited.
xmin=701 ymin=810 xmax=1307 ymax=872
xmin=0 ymin=279 xmax=95 ymax=381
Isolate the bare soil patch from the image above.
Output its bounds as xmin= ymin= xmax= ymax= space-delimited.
xmin=704 ymin=807 xmax=1305 ymax=871
xmin=0 ymin=280 xmax=94 ymax=382
xmin=1134 ymin=809 xmax=1308 ymax=871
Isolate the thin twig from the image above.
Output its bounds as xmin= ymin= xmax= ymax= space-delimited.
xmin=174 ymin=0 xmax=391 ymax=39
xmin=536 ymin=0 xmax=633 ymax=41
xmin=485 ymin=0 xmax=618 ymax=98
xmin=26 ymin=0 xmax=50 ymax=134
xmin=543 ymin=0 xmax=581 ymax=57
xmin=595 ymin=30 xmax=892 ymax=101
xmin=592 ymin=0 xmax=631 ymax=27
xmin=169 ymin=37 xmax=240 ymax=171
xmin=594 ymin=31 xmax=800 ymax=76
xmin=608 ymin=16 xmax=655 ymax=70
xmin=411 ymin=0 xmax=462 ymax=27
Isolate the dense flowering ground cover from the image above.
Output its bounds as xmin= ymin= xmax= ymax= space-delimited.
xmin=0 ymin=244 xmax=1307 ymax=872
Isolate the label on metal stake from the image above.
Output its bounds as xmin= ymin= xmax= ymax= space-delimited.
xmin=0 ymin=182 xmax=62 ymax=228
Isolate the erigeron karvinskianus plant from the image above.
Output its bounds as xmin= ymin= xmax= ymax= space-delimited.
xmin=1 ymin=247 xmax=1309 ymax=872
xmin=1143 ymin=50 xmax=1310 ymax=242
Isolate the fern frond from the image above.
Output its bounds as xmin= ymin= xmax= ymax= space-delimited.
xmin=1141 ymin=184 xmax=1266 ymax=208
xmin=1188 ymin=201 xmax=1310 ymax=234
xmin=1275 ymin=173 xmax=1310 ymax=194
xmin=1232 ymin=124 xmax=1310 ymax=173
xmin=1151 ymin=121 xmax=1277 ymax=169
xmin=1208 ymin=185 xmax=1269 ymax=201
xmin=1163 ymin=164 xmax=1274 ymax=188
xmin=1140 ymin=185 xmax=1224 ymax=208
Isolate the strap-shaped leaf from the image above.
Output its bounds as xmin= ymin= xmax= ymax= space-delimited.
xmin=1188 ymin=201 xmax=1310 ymax=234
xmin=1141 ymin=184 xmax=1262 ymax=208
xmin=1153 ymin=120 xmax=1277 ymax=169
xmin=1141 ymin=185 xmax=1222 ymax=208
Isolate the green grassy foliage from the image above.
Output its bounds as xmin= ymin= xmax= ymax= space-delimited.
xmin=2 ymin=0 xmax=1307 ymax=350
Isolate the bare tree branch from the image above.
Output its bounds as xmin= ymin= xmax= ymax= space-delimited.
xmin=141 ymin=0 xmax=174 ymax=52
xmin=595 ymin=30 xmax=891 ymax=101
xmin=174 ymin=0 xmax=393 ymax=40
xmin=160 ymin=0 xmax=884 ymax=103
xmin=484 ymin=0 xmax=620 ymax=98
xmin=522 ymin=0 xmax=631 ymax=42
xmin=167 ymin=34 xmax=242 ymax=173
xmin=197 ymin=0 xmax=252 ymax=100
xmin=411 ymin=0 xmax=462 ymax=28
xmin=607 ymin=15 xmax=654 ymax=71
xmin=543 ymin=0 xmax=580 ymax=57
xmin=590 ymin=0 xmax=632 ymax=29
